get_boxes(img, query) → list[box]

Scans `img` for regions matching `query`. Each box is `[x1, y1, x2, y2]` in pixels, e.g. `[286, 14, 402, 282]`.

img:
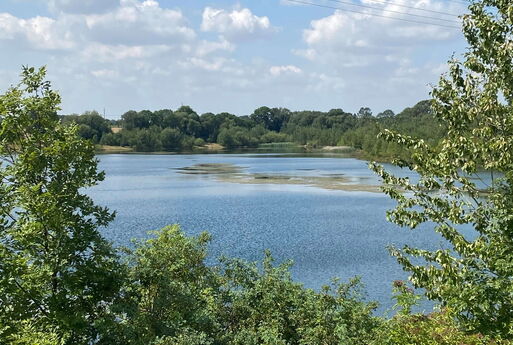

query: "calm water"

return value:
[90, 153, 445, 312]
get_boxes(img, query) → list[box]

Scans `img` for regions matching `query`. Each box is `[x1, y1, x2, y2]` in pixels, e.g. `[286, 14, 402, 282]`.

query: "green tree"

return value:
[376, 109, 395, 118]
[133, 127, 162, 152]
[112, 225, 219, 345]
[372, 0, 513, 337]
[160, 128, 183, 151]
[122, 110, 151, 130]
[250, 107, 290, 132]
[0, 67, 123, 344]
[61, 111, 112, 144]
[356, 107, 373, 118]
[99, 132, 121, 146]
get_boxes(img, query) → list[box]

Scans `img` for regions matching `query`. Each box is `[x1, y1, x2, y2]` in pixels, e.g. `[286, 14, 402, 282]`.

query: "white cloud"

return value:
[302, 11, 447, 62]
[301, 1, 462, 64]
[270, 65, 302, 76]
[290, 0, 465, 112]
[84, 1, 195, 45]
[0, 1, 195, 50]
[201, 7, 277, 42]
[185, 57, 227, 72]
[308, 73, 346, 92]
[298, 2, 463, 72]
[0, 13, 76, 50]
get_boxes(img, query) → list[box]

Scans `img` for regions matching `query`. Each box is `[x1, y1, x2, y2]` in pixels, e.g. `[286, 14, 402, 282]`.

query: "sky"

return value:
[0, 0, 468, 118]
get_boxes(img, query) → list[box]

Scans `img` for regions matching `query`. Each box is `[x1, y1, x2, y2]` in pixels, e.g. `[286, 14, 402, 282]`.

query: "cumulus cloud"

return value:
[300, 9, 457, 66]
[201, 7, 277, 42]
[298, 1, 464, 71]
[0, 13, 76, 50]
[298, 0, 463, 64]
[85, 1, 195, 45]
[290, 0, 466, 112]
[0, 1, 288, 115]
[0, 1, 195, 52]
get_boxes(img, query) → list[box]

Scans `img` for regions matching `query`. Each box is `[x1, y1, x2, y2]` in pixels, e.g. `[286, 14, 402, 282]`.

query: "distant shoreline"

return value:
[96, 144, 355, 154]
[92, 144, 387, 162]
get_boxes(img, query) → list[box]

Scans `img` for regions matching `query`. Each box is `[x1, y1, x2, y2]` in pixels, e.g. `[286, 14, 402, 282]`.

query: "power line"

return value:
[384, 0, 471, 5]
[327, 0, 462, 17]
[441, 0, 471, 5]
[286, 0, 461, 29]
[323, 0, 461, 23]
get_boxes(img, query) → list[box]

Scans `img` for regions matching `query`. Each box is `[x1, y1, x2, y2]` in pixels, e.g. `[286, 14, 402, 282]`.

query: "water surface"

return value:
[90, 153, 445, 312]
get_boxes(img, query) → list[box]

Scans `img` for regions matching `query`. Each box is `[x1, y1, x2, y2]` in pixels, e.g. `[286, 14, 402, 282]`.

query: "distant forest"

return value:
[61, 100, 445, 159]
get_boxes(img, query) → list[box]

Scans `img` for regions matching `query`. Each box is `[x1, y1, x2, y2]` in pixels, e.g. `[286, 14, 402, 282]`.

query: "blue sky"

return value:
[0, 0, 468, 118]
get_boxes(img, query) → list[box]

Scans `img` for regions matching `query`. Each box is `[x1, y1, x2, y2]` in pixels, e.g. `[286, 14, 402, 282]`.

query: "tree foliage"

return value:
[110, 226, 220, 345]
[372, 0, 513, 337]
[64, 101, 440, 157]
[0, 67, 123, 344]
[60, 110, 111, 144]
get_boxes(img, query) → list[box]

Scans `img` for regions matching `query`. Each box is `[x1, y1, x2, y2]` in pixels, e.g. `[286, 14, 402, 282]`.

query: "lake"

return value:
[90, 153, 445, 312]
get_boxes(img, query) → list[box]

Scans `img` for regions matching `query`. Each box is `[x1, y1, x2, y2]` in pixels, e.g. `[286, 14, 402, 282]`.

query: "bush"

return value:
[107, 225, 381, 345]
[193, 138, 206, 147]
[100, 132, 121, 146]
[111, 226, 220, 345]
[260, 131, 290, 143]
[371, 310, 509, 345]
[216, 252, 380, 345]
[371, 283, 510, 345]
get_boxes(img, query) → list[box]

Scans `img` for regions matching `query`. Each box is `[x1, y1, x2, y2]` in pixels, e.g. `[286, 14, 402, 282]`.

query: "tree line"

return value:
[62, 100, 445, 160]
